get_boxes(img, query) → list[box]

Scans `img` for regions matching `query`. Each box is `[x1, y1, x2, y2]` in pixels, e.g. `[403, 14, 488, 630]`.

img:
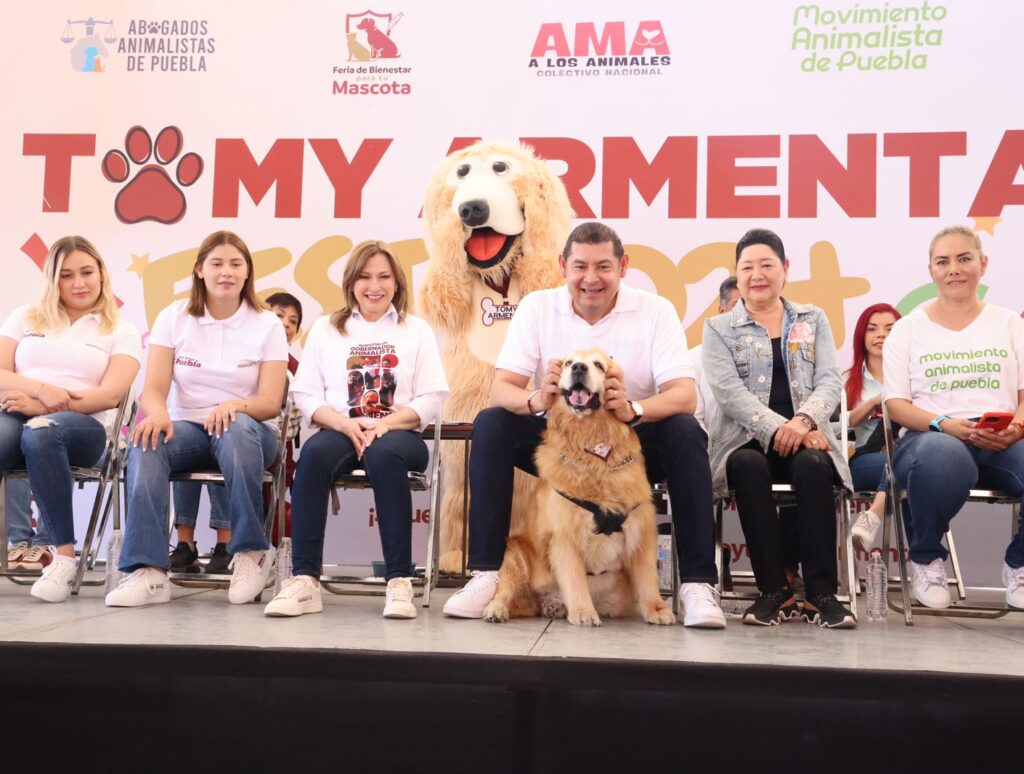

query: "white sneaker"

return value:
[228, 547, 276, 604]
[852, 509, 882, 552]
[105, 567, 171, 607]
[264, 575, 323, 617]
[1002, 563, 1024, 609]
[383, 577, 417, 619]
[30, 554, 76, 603]
[442, 570, 499, 618]
[910, 558, 950, 609]
[679, 582, 727, 628]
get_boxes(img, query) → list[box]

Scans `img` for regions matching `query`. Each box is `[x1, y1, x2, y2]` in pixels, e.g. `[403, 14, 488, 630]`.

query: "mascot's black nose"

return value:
[458, 199, 490, 227]
[571, 362, 588, 378]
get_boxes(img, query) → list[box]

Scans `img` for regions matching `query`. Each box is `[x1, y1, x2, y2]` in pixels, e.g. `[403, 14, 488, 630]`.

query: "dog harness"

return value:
[553, 490, 634, 535]
[553, 449, 642, 534]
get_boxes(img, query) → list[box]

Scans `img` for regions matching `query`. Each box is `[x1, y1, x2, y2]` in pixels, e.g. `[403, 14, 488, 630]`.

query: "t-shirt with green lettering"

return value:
[882, 304, 1024, 420]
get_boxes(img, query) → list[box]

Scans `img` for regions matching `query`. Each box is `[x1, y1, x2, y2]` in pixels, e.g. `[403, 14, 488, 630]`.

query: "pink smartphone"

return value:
[978, 412, 1014, 432]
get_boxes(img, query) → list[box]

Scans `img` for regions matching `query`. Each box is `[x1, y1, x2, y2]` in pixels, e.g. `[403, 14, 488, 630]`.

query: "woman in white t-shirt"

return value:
[885, 225, 1024, 611]
[106, 231, 288, 608]
[0, 236, 141, 602]
[264, 240, 449, 620]
[844, 302, 900, 552]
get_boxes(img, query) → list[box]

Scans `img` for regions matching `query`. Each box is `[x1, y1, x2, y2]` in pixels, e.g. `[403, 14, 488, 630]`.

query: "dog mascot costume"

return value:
[419, 140, 573, 573]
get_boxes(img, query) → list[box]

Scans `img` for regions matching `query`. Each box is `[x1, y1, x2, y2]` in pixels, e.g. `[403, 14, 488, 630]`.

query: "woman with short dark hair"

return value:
[703, 229, 855, 628]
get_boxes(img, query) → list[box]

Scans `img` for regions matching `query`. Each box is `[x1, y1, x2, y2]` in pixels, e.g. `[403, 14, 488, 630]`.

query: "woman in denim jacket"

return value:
[703, 229, 854, 629]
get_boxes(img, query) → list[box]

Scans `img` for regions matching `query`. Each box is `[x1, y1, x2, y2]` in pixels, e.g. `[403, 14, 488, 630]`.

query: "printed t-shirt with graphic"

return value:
[0, 305, 142, 432]
[291, 307, 449, 431]
[148, 299, 289, 427]
[496, 284, 695, 400]
[883, 304, 1024, 420]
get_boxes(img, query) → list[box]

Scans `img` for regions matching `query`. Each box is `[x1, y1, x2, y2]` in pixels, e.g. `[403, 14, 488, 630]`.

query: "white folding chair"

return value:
[880, 402, 1023, 624]
[0, 394, 136, 593]
[162, 404, 293, 595]
[715, 390, 858, 619]
[301, 418, 443, 607]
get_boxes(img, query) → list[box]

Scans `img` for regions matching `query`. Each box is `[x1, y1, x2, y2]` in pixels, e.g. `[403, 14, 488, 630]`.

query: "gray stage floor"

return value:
[3, 578, 1024, 678]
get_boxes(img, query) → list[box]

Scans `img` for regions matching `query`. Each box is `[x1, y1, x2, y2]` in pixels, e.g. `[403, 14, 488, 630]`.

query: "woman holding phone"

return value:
[884, 225, 1024, 610]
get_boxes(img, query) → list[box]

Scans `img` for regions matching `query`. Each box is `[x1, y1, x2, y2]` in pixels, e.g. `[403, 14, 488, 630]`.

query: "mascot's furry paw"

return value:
[439, 550, 464, 575]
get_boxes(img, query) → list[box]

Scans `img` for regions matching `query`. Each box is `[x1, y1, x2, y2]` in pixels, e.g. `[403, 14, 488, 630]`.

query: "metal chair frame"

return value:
[162, 404, 293, 594]
[880, 401, 1023, 624]
[306, 417, 444, 607]
[0, 394, 136, 593]
[714, 389, 859, 620]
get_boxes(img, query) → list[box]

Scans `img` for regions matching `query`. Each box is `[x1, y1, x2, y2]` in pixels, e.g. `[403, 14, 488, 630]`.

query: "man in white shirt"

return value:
[692, 276, 739, 431]
[443, 222, 726, 627]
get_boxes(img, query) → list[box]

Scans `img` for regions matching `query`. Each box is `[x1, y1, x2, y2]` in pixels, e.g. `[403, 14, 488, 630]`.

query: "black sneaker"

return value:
[786, 567, 806, 601]
[742, 589, 800, 626]
[801, 594, 857, 629]
[169, 541, 201, 573]
[205, 543, 233, 575]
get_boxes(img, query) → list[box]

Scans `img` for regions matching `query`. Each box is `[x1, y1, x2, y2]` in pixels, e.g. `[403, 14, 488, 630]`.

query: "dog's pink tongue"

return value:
[465, 228, 507, 261]
[569, 388, 591, 407]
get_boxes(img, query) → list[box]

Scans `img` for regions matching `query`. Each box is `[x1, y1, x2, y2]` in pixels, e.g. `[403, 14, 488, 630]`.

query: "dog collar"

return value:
[560, 451, 636, 472]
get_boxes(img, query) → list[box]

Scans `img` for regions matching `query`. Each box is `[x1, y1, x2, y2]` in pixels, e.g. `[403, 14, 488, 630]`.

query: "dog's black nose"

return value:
[458, 199, 489, 227]
[570, 361, 588, 378]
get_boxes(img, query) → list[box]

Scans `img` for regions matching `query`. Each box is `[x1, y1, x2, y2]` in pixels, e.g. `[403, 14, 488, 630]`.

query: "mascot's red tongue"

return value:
[569, 387, 592, 407]
[465, 227, 508, 262]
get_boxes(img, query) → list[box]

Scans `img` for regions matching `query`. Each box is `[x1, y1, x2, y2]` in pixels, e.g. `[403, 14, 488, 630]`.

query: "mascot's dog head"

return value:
[557, 349, 611, 417]
[423, 141, 573, 287]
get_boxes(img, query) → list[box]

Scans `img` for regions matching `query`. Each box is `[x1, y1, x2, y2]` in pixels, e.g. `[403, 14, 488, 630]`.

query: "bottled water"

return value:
[105, 529, 123, 594]
[865, 553, 888, 622]
[275, 537, 292, 594]
[656, 534, 673, 592]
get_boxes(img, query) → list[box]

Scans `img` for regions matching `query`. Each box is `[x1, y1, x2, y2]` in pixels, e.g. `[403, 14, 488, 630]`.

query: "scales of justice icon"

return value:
[60, 17, 119, 72]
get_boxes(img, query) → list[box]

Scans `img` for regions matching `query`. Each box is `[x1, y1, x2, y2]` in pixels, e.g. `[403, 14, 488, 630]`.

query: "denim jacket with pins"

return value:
[702, 297, 852, 500]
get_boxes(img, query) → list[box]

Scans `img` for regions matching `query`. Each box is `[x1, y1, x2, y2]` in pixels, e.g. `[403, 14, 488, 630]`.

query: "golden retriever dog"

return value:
[483, 350, 675, 627]
[419, 141, 572, 573]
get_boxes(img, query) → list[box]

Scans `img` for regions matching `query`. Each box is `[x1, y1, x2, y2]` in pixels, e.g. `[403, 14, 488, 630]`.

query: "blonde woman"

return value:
[265, 241, 448, 620]
[107, 231, 288, 608]
[0, 236, 141, 602]
[885, 225, 1024, 609]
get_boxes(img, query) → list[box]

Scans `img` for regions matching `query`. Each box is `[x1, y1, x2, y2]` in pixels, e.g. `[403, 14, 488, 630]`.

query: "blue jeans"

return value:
[119, 415, 277, 572]
[291, 428, 428, 581]
[892, 431, 1024, 567]
[5, 477, 52, 546]
[172, 482, 230, 530]
[850, 448, 887, 492]
[0, 411, 106, 548]
[467, 408, 718, 583]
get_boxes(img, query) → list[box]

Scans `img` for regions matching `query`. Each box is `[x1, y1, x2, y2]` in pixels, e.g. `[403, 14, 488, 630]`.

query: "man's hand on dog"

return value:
[604, 364, 635, 424]
[533, 358, 563, 413]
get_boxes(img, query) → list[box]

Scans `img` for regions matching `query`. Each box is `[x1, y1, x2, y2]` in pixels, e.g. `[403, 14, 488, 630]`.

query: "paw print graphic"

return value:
[101, 126, 203, 225]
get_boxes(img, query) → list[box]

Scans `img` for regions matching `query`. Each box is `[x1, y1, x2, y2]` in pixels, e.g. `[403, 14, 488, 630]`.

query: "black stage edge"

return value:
[1, 640, 1015, 773]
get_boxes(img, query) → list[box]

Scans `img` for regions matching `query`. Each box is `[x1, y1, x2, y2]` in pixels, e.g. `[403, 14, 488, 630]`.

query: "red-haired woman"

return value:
[845, 303, 900, 551]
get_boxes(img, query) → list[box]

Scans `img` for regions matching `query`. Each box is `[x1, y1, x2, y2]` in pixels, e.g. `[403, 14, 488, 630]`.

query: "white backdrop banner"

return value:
[2, 1, 1021, 580]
